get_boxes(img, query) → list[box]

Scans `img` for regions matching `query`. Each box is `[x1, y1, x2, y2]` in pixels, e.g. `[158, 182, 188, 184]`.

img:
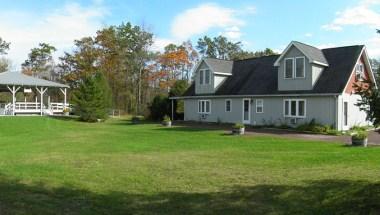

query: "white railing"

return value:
[49, 102, 69, 112]
[14, 102, 42, 111]
[1, 102, 70, 115]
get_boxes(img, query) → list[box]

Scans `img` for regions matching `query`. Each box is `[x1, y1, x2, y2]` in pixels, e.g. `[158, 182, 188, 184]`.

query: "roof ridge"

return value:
[321, 45, 364, 50]
[234, 54, 280, 62]
[292, 41, 321, 50]
[204, 57, 233, 62]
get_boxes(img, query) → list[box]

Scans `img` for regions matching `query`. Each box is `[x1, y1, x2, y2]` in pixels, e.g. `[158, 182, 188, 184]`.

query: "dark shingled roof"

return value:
[183, 45, 363, 97]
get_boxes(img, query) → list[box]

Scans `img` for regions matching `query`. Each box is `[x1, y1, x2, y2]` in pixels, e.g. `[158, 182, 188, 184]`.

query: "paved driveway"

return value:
[174, 121, 380, 145]
[245, 128, 380, 145]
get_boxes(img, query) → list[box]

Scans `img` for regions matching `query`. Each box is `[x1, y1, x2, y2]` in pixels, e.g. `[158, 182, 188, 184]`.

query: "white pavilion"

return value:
[0, 72, 69, 116]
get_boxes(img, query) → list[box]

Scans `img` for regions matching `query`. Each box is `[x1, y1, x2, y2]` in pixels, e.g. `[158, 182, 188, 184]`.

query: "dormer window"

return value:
[355, 62, 364, 81]
[285, 58, 294, 79]
[199, 69, 211, 85]
[284, 57, 305, 79]
[295, 57, 305, 78]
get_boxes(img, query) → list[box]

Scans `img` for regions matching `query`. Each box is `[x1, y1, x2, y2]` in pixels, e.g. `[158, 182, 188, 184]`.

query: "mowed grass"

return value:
[0, 117, 379, 214]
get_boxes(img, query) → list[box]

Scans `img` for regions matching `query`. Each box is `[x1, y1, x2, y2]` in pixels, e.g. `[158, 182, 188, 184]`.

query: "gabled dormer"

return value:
[194, 58, 233, 94]
[274, 41, 329, 91]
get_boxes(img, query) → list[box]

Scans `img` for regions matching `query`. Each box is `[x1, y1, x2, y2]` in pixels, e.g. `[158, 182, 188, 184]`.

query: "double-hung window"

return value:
[295, 57, 305, 78]
[355, 62, 365, 81]
[284, 57, 305, 79]
[199, 69, 211, 85]
[225, 99, 231, 112]
[284, 99, 306, 118]
[256, 99, 263, 113]
[198, 100, 211, 114]
[285, 58, 294, 79]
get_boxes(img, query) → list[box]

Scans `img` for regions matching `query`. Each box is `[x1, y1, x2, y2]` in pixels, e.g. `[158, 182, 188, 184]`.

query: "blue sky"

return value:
[1, 0, 380, 68]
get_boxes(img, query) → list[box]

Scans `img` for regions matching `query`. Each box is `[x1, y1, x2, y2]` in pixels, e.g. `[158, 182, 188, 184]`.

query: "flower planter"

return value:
[162, 121, 172, 127]
[352, 137, 368, 147]
[232, 127, 245, 135]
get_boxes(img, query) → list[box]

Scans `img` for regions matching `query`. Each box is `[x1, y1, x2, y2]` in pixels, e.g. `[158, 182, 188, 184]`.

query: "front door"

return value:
[242, 98, 251, 124]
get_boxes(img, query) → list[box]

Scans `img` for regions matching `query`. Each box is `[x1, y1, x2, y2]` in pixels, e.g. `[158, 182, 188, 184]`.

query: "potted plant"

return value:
[351, 131, 368, 147]
[162, 115, 172, 127]
[232, 123, 245, 135]
[63, 108, 70, 116]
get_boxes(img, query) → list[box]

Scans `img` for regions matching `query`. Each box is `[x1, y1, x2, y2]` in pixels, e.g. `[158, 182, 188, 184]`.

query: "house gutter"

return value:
[170, 93, 340, 100]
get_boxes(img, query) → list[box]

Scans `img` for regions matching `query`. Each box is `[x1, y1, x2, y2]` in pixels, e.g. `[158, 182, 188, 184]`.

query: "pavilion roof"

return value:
[0, 72, 69, 88]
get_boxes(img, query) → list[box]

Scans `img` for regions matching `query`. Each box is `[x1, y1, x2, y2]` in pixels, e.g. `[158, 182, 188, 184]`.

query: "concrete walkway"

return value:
[174, 121, 380, 145]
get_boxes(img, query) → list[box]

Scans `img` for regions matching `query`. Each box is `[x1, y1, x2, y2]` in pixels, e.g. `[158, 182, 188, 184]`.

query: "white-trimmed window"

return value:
[284, 57, 305, 79]
[205, 69, 210, 84]
[285, 58, 294, 79]
[225, 99, 231, 112]
[199, 69, 211, 85]
[256, 99, 263, 113]
[198, 100, 211, 114]
[284, 99, 306, 118]
[355, 62, 365, 81]
[295, 57, 305, 78]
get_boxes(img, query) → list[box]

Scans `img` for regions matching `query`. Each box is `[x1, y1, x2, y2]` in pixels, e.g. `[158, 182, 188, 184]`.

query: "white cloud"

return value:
[366, 36, 380, 57]
[322, 0, 380, 31]
[304, 33, 313, 37]
[171, 3, 244, 40]
[151, 37, 175, 52]
[222, 26, 242, 40]
[0, 2, 107, 69]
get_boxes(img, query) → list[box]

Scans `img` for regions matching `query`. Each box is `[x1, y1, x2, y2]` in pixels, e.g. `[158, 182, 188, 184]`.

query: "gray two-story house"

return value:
[174, 41, 376, 131]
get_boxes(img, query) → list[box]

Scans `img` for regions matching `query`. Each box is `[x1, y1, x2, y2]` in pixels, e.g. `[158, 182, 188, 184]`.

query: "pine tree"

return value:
[72, 71, 111, 122]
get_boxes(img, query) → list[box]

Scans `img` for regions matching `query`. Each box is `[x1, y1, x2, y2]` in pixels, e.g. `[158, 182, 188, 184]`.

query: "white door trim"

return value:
[343, 100, 349, 130]
[242, 98, 251, 124]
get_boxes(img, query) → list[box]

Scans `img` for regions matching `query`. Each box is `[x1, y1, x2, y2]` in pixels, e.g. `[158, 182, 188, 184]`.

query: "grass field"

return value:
[0, 117, 379, 214]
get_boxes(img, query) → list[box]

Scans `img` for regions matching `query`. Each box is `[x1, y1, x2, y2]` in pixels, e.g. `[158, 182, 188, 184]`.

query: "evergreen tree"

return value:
[72, 71, 111, 122]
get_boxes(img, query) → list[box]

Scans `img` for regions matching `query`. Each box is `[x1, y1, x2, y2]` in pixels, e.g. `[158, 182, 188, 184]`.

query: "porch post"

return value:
[171, 99, 174, 121]
[7, 85, 20, 116]
[36, 87, 47, 116]
[60, 88, 67, 108]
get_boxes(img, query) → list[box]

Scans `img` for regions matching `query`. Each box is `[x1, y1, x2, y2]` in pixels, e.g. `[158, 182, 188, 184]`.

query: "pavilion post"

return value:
[60, 88, 67, 109]
[36, 87, 47, 116]
[171, 99, 174, 121]
[7, 85, 20, 116]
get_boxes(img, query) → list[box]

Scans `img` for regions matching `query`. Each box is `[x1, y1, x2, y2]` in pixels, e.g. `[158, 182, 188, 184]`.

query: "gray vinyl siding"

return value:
[278, 46, 313, 91]
[251, 96, 336, 127]
[184, 98, 243, 123]
[184, 96, 337, 127]
[311, 65, 324, 87]
[195, 62, 214, 94]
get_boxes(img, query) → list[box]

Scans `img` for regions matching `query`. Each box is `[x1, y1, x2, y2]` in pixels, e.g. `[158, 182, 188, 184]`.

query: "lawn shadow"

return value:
[0, 174, 379, 214]
[48, 115, 80, 122]
[155, 125, 221, 132]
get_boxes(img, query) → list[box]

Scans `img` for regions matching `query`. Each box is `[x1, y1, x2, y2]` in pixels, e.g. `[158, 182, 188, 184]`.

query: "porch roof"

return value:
[0, 72, 69, 88]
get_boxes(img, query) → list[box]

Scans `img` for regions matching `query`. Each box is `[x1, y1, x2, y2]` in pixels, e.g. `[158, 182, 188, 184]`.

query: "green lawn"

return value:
[0, 117, 379, 214]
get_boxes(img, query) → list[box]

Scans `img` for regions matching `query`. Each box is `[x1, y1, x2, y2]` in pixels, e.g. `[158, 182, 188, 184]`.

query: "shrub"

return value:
[72, 72, 111, 122]
[233, 123, 245, 129]
[352, 131, 368, 140]
[149, 94, 170, 120]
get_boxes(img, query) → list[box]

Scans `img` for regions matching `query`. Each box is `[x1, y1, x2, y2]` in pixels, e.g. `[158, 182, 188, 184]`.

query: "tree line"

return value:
[0, 22, 277, 120]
